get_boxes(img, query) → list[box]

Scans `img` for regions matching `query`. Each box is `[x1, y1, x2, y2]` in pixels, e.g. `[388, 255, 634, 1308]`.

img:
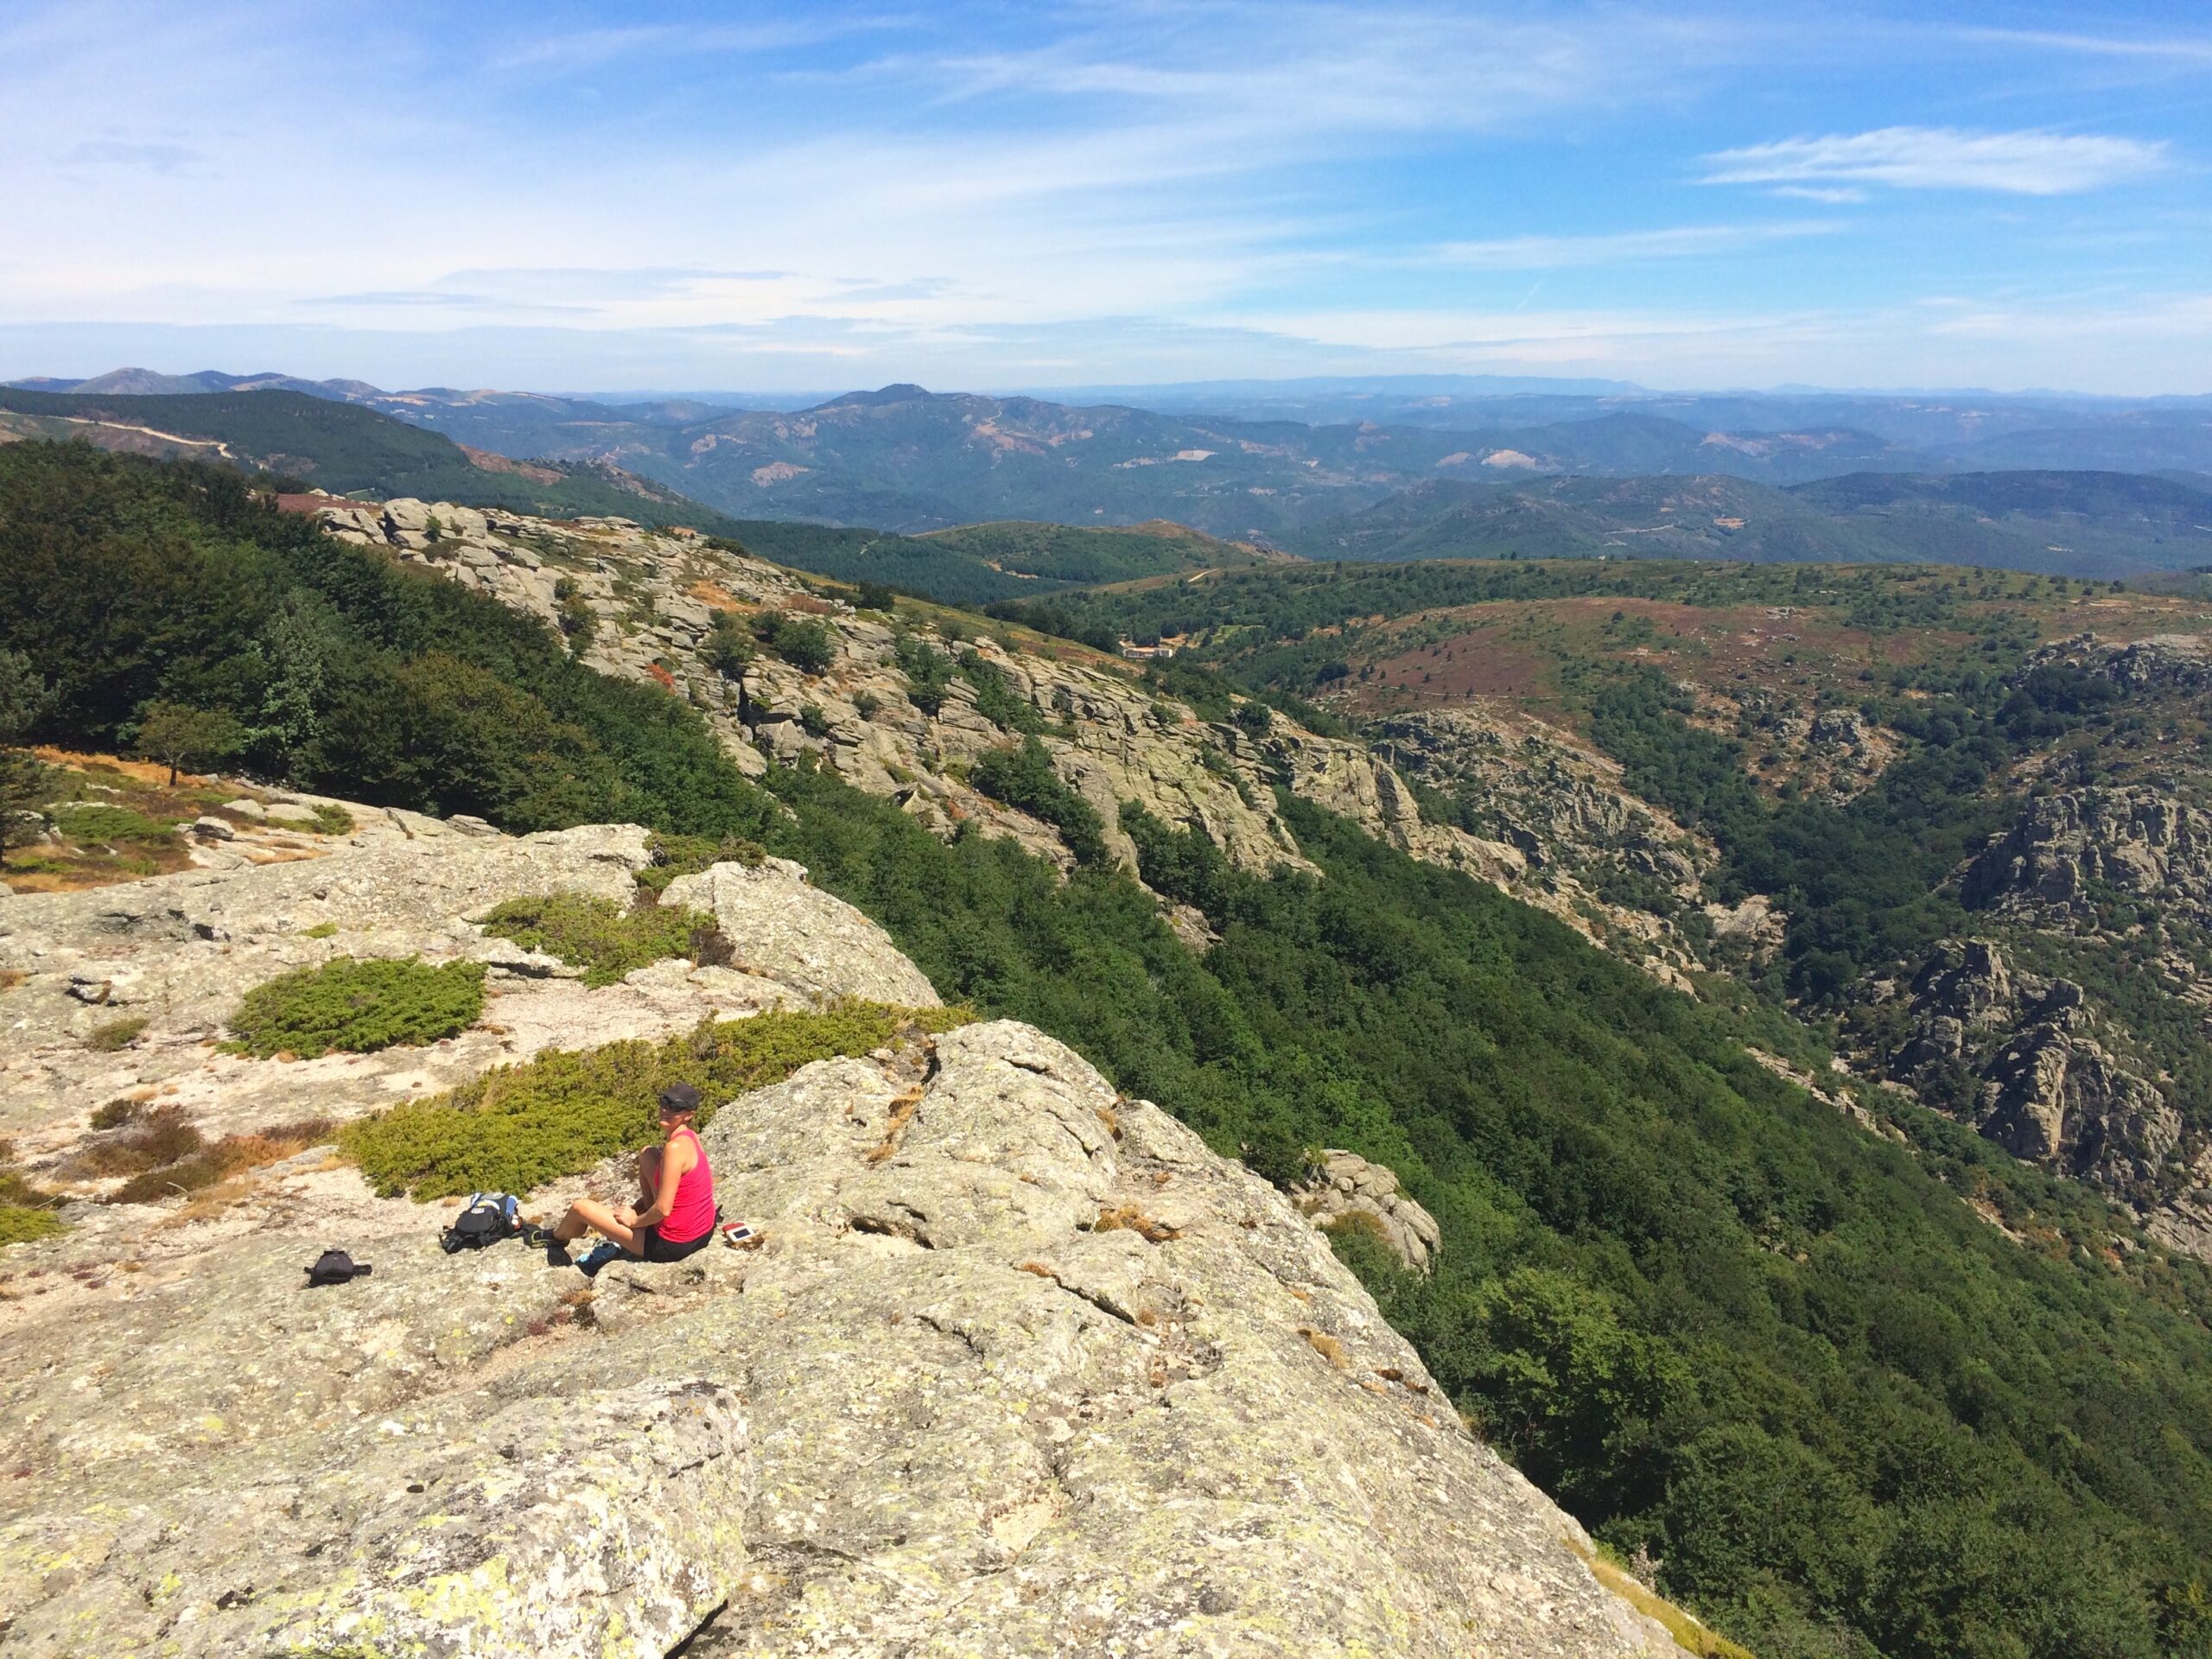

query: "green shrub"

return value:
[0, 1205, 63, 1246]
[307, 803, 354, 836]
[342, 1002, 971, 1198]
[480, 892, 724, 988]
[957, 651, 1045, 734]
[771, 617, 837, 674]
[85, 1014, 148, 1052]
[972, 735, 1109, 864]
[0, 1147, 63, 1245]
[226, 957, 486, 1058]
[702, 612, 755, 677]
[53, 803, 176, 846]
[633, 830, 767, 894]
[895, 633, 954, 715]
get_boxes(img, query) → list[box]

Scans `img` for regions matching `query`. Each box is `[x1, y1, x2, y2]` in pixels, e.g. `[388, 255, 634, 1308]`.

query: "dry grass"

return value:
[1298, 1325, 1351, 1371]
[1015, 1261, 1058, 1280]
[93, 1111, 338, 1206]
[864, 1085, 927, 1165]
[1095, 1205, 1180, 1243]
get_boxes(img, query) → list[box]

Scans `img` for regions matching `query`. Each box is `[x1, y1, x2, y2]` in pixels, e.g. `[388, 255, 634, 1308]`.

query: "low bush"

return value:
[479, 892, 725, 988]
[342, 1001, 971, 1199]
[226, 957, 486, 1058]
[53, 803, 176, 846]
[633, 830, 768, 894]
[103, 1115, 336, 1205]
[0, 1141, 65, 1244]
[957, 652, 1045, 734]
[66, 1103, 204, 1178]
[84, 1014, 148, 1052]
[972, 735, 1109, 865]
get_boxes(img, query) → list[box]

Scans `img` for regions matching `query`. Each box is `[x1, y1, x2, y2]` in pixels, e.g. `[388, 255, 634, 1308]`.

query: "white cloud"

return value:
[1701, 127, 2168, 195]
[1767, 185, 1865, 204]
[1428, 221, 1840, 270]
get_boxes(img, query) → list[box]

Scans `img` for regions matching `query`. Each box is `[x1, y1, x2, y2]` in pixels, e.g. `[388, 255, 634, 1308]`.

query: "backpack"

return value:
[307, 1249, 372, 1287]
[441, 1192, 521, 1254]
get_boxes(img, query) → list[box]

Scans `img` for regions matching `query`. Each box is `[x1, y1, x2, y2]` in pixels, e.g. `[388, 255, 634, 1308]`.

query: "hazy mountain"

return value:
[11, 369, 2209, 547]
[1283, 469, 2212, 577]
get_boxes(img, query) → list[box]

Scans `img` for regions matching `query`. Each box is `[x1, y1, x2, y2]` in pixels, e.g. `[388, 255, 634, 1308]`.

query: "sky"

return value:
[1, 1, 2207, 396]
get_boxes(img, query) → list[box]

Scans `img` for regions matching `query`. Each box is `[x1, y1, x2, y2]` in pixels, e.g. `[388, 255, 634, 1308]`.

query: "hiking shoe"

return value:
[542, 1239, 573, 1267]
[518, 1222, 552, 1249]
[578, 1242, 624, 1278]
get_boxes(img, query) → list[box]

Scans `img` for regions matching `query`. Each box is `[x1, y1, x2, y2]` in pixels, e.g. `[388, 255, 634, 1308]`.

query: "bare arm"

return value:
[633, 1135, 696, 1229]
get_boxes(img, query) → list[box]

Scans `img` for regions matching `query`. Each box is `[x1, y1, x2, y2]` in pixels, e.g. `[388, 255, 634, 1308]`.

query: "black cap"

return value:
[658, 1082, 702, 1115]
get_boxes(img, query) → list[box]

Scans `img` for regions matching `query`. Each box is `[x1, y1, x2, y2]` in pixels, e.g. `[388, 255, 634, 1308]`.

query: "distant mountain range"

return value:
[10, 369, 2212, 582]
[1282, 470, 2212, 578]
[13, 372, 2212, 542]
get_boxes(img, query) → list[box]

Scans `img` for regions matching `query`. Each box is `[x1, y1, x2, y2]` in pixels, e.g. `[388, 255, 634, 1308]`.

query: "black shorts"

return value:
[637, 1224, 714, 1263]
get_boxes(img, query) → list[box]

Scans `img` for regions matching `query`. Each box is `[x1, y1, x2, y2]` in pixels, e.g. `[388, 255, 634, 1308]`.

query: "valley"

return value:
[12, 432, 2212, 1659]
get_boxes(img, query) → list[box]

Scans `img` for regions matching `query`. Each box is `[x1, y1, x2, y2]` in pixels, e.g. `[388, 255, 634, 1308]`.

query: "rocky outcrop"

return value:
[0, 811, 930, 1166]
[313, 503, 1668, 966]
[1965, 788, 2212, 926]
[2024, 631, 2212, 698]
[0, 989, 1679, 1656]
[1292, 1149, 1444, 1273]
[1370, 708, 1713, 979]
[1890, 940, 2180, 1192]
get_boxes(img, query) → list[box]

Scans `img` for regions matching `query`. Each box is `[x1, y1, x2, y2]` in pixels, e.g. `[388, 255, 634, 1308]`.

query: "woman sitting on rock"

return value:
[540, 1082, 717, 1265]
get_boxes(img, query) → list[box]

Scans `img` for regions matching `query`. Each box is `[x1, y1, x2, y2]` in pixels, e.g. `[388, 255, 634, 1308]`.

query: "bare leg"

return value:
[551, 1197, 642, 1254]
[637, 1146, 663, 1211]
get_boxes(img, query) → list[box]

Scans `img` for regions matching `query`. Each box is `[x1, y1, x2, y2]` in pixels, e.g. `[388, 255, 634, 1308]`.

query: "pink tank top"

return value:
[658, 1126, 715, 1243]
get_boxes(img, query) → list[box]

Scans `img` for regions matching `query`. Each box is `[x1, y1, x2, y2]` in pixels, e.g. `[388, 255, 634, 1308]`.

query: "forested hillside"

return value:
[0, 386, 742, 531]
[11, 443, 2212, 1657]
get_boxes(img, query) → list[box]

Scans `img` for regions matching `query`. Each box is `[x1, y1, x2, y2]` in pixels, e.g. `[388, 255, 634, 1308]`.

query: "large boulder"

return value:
[1292, 1148, 1444, 1274]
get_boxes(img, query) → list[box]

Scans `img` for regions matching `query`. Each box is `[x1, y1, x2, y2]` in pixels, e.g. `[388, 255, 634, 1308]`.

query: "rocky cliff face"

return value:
[1965, 788, 2212, 925]
[1888, 939, 2184, 1196]
[0, 814, 1682, 1659]
[1369, 709, 1715, 977]
[315, 501, 1713, 962]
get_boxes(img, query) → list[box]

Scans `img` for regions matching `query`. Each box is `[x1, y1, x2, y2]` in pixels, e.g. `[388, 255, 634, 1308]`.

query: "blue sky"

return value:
[1, 1, 2206, 394]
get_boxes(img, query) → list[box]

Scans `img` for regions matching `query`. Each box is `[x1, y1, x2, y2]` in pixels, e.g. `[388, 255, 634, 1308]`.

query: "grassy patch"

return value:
[0, 1205, 64, 1245]
[0, 1143, 65, 1245]
[226, 957, 486, 1058]
[301, 921, 340, 939]
[479, 892, 728, 988]
[50, 802, 178, 846]
[84, 1014, 147, 1052]
[1571, 1541, 1756, 1659]
[307, 803, 354, 836]
[342, 1002, 970, 1199]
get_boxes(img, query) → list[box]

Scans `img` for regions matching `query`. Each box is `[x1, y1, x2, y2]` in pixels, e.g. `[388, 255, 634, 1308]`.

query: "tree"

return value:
[0, 650, 48, 861]
[137, 702, 245, 785]
[702, 613, 756, 678]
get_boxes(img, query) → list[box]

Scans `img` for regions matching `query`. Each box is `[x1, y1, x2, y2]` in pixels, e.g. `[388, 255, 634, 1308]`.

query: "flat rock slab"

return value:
[0, 1020, 1671, 1658]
